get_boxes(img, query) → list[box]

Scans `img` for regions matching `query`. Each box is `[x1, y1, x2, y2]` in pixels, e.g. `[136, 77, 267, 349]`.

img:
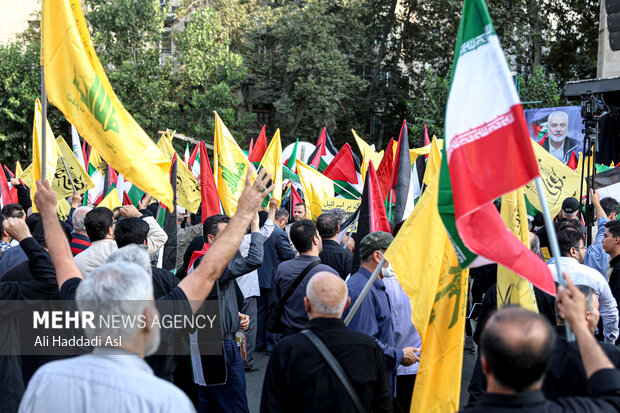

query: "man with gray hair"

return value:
[541, 110, 579, 163]
[19, 262, 196, 412]
[70, 206, 92, 256]
[261, 272, 392, 412]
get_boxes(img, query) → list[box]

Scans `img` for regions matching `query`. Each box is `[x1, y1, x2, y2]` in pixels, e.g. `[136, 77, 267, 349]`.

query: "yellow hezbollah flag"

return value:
[32, 98, 60, 183]
[260, 129, 283, 205]
[156, 137, 201, 213]
[422, 136, 442, 186]
[524, 139, 582, 217]
[98, 188, 122, 210]
[384, 176, 468, 412]
[497, 188, 538, 312]
[56, 198, 72, 221]
[296, 161, 334, 221]
[213, 112, 254, 216]
[42, 0, 173, 208]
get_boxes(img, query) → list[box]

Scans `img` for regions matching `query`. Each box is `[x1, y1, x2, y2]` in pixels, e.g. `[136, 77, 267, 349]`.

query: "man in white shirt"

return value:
[18, 262, 195, 413]
[548, 229, 619, 344]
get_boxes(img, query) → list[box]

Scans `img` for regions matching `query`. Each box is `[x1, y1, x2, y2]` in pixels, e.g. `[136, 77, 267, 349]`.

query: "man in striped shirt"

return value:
[70, 206, 92, 256]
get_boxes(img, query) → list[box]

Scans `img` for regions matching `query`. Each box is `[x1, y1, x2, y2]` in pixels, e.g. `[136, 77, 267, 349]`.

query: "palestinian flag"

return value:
[199, 141, 224, 222]
[392, 120, 414, 223]
[351, 161, 391, 273]
[593, 167, 620, 201]
[0, 163, 15, 208]
[307, 127, 338, 172]
[189, 143, 200, 179]
[249, 125, 268, 164]
[438, 0, 554, 295]
[3, 165, 18, 204]
[285, 138, 299, 172]
[323, 143, 363, 199]
[377, 138, 395, 202]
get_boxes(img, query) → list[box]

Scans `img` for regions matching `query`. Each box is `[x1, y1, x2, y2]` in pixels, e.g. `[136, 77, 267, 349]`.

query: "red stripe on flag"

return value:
[200, 142, 223, 222]
[367, 162, 391, 233]
[448, 105, 539, 218]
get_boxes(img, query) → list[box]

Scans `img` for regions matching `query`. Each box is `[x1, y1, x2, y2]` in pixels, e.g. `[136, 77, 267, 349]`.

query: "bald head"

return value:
[304, 272, 350, 319]
[481, 307, 556, 392]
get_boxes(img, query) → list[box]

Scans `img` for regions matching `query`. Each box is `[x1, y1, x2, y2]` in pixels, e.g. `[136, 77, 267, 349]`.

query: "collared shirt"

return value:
[319, 239, 353, 280]
[549, 143, 564, 161]
[583, 217, 610, 276]
[343, 267, 404, 389]
[0, 241, 11, 253]
[18, 347, 196, 413]
[260, 318, 392, 413]
[548, 257, 619, 343]
[0, 245, 27, 279]
[275, 255, 338, 329]
[70, 232, 91, 256]
[237, 219, 273, 298]
[74, 238, 119, 277]
[462, 368, 620, 413]
[382, 276, 421, 376]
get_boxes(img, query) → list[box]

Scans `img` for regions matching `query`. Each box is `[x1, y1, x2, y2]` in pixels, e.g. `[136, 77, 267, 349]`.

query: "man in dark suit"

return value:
[317, 212, 352, 280]
[256, 208, 296, 352]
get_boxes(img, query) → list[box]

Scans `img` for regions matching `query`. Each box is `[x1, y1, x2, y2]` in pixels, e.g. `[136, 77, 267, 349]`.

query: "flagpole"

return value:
[534, 177, 574, 342]
[342, 213, 359, 250]
[41, 66, 47, 180]
[344, 257, 385, 326]
[59, 155, 77, 193]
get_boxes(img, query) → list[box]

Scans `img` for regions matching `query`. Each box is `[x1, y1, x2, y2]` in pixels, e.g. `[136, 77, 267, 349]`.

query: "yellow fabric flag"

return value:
[410, 137, 444, 159]
[156, 137, 201, 213]
[54, 136, 95, 197]
[42, 0, 173, 208]
[296, 161, 335, 220]
[352, 129, 383, 172]
[612, 161, 616, 168]
[422, 136, 442, 185]
[260, 129, 283, 205]
[56, 198, 72, 221]
[15, 162, 23, 178]
[524, 139, 582, 217]
[384, 176, 468, 412]
[98, 188, 122, 210]
[32, 98, 60, 183]
[213, 112, 254, 216]
[496, 188, 538, 312]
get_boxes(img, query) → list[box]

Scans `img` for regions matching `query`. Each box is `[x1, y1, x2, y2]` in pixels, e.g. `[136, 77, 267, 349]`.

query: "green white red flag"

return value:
[437, 0, 555, 295]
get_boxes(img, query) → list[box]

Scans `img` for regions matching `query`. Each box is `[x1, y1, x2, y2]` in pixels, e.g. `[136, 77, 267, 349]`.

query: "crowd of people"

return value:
[1, 170, 620, 413]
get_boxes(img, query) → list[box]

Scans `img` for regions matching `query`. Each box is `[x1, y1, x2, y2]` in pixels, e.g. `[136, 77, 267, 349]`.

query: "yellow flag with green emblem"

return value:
[497, 188, 538, 312]
[260, 129, 283, 205]
[213, 112, 254, 216]
[41, 0, 173, 207]
[296, 161, 334, 221]
[384, 175, 468, 412]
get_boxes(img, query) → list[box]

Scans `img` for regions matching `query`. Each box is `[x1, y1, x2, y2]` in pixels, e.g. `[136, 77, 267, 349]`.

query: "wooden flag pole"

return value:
[534, 177, 574, 342]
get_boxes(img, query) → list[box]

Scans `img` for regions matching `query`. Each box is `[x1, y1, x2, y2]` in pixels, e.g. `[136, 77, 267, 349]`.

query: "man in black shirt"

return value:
[463, 274, 620, 412]
[317, 213, 352, 280]
[261, 271, 392, 412]
[603, 220, 620, 312]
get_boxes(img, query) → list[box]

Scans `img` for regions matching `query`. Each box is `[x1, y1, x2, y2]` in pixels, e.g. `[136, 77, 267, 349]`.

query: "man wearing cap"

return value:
[535, 196, 581, 249]
[342, 231, 419, 392]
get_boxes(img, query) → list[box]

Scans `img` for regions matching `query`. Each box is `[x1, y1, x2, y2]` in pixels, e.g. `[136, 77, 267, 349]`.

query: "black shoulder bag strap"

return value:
[279, 260, 321, 305]
[301, 329, 366, 413]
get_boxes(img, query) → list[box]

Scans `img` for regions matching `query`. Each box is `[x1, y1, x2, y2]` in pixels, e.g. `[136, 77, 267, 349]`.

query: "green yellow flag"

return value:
[422, 136, 442, 186]
[260, 129, 283, 205]
[42, 0, 173, 207]
[213, 112, 254, 216]
[523, 139, 582, 217]
[156, 137, 201, 213]
[384, 175, 468, 412]
[296, 161, 334, 220]
[497, 188, 538, 311]
[98, 187, 122, 210]
[32, 98, 60, 183]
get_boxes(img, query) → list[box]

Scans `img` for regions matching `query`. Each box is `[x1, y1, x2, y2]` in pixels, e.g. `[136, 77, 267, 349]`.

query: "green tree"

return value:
[518, 66, 561, 108]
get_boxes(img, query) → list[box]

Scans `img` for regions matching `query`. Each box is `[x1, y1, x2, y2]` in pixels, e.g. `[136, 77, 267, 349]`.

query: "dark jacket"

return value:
[462, 368, 620, 413]
[319, 239, 353, 280]
[260, 318, 392, 413]
[258, 226, 295, 289]
[609, 255, 620, 313]
[542, 136, 580, 164]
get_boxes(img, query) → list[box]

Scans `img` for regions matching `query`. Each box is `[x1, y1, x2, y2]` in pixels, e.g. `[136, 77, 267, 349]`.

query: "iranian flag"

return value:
[438, 0, 555, 295]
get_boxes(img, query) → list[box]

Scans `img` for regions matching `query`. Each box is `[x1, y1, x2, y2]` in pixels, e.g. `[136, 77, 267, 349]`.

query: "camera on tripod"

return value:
[581, 94, 606, 134]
